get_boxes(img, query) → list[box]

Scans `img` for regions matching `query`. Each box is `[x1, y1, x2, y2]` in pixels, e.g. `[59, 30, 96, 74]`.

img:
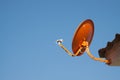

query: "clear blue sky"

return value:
[0, 0, 120, 80]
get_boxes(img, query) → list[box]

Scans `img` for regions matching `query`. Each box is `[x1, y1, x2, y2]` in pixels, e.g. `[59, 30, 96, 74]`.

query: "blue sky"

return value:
[0, 0, 120, 80]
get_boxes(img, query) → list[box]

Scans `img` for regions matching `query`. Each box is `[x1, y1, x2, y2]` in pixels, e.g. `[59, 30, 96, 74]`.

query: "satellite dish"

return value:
[72, 19, 94, 56]
[56, 19, 110, 64]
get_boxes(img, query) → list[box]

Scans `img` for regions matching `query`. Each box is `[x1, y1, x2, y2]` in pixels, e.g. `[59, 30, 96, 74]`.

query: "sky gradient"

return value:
[0, 0, 120, 80]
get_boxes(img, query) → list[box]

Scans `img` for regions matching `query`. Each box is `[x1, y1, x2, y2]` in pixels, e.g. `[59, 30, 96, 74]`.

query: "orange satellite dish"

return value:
[72, 19, 94, 56]
[56, 19, 110, 64]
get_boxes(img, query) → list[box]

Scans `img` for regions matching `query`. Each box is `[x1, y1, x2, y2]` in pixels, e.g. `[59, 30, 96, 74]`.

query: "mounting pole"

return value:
[82, 41, 110, 64]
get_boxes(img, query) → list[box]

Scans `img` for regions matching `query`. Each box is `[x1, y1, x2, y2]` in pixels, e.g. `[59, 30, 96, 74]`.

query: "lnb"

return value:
[56, 39, 63, 44]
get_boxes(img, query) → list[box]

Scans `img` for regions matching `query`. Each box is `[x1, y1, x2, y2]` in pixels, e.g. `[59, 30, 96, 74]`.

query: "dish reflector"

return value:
[72, 19, 94, 56]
